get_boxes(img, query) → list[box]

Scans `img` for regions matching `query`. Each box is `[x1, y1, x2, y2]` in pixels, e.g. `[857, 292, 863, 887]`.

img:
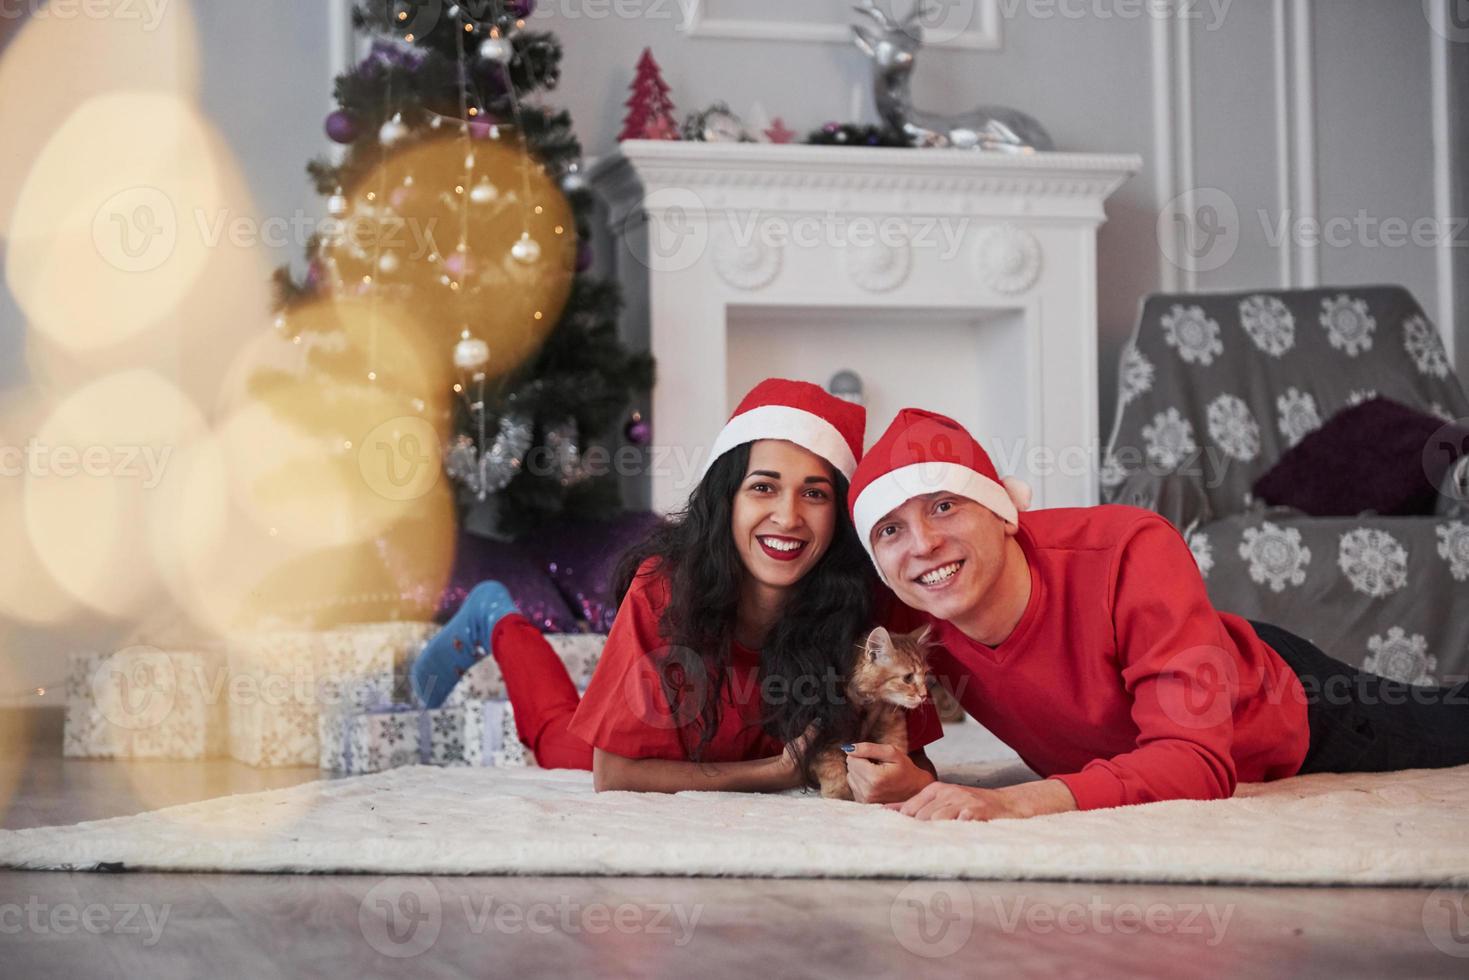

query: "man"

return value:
[842, 408, 1469, 821]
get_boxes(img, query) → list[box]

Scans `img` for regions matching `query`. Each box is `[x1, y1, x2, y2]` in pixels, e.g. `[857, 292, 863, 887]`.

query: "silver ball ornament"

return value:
[379, 112, 409, 146]
[510, 234, 541, 264]
[453, 337, 491, 371]
[479, 37, 513, 64]
[469, 180, 498, 205]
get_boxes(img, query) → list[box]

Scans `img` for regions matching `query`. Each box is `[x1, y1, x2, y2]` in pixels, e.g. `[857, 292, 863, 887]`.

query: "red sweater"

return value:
[570, 560, 942, 762]
[916, 505, 1310, 811]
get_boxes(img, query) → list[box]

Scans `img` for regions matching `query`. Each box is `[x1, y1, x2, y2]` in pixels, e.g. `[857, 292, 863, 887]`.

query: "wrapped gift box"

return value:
[441, 633, 605, 708]
[229, 622, 438, 767]
[318, 700, 531, 774]
[63, 648, 228, 759]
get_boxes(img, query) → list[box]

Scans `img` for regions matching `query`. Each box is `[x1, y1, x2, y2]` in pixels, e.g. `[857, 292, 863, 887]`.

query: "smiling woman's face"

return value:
[729, 439, 838, 592]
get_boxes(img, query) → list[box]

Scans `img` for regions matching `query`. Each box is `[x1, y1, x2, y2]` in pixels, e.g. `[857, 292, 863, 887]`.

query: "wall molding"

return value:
[682, 0, 1002, 51]
[1428, 0, 1457, 364]
[1150, 3, 1195, 292]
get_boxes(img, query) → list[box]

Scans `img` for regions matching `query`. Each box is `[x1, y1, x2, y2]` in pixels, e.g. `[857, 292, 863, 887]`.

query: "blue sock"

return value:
[411, 581, 519, 708]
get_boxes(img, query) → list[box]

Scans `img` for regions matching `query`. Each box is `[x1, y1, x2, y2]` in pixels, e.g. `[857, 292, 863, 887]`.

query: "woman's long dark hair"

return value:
[612, 442, 874, 782]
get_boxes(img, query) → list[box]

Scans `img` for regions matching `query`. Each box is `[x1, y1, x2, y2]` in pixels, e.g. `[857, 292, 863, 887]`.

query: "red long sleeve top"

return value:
[917, 505, 1311, 810]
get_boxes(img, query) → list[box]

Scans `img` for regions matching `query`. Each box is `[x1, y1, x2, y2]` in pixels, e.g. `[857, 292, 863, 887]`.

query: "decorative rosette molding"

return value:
[973, 223, 1042, 294]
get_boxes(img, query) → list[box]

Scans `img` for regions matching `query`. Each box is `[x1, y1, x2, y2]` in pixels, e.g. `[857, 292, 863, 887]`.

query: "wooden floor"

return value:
[1, 708, 1464, 978]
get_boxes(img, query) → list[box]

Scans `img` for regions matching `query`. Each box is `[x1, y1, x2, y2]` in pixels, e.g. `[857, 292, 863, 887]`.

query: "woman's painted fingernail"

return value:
[841, 743, 855, 753]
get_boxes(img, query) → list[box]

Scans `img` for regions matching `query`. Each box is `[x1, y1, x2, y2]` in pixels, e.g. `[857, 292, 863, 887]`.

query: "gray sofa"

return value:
[1102, 285, 1469, 684]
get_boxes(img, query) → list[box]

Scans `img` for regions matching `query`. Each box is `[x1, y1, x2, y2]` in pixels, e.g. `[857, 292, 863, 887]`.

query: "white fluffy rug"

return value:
[3, 754, 1468, 885]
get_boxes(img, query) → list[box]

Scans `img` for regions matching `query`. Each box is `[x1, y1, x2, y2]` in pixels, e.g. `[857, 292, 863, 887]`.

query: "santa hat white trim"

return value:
[701, 404, 859, 480]
[852, 462, 1020, 581]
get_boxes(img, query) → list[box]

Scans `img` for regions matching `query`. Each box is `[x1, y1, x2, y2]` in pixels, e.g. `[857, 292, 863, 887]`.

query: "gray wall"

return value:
[0, 0, 1461, 700]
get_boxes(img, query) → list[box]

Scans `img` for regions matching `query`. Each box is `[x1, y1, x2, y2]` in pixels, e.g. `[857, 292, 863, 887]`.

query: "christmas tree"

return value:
[269, 1, 654, 542]
[618, 48, 678, 141]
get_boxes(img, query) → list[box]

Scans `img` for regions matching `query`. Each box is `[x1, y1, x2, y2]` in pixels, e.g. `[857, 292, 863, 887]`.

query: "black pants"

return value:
[1250, 620, 1469, 774]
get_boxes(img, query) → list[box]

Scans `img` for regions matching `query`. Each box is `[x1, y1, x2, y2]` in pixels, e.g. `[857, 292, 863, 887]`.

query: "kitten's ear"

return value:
[864, 626, 893, 662]
[908, 624, 933, 648]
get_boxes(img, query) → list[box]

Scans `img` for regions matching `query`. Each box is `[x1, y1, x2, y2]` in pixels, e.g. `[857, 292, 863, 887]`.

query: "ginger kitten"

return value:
[813, 625, 931, 800]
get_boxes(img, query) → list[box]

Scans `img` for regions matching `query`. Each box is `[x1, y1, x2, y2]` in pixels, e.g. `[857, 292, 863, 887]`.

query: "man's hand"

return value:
[886, 778, 1079, 821]
[846, 742, 935, 804]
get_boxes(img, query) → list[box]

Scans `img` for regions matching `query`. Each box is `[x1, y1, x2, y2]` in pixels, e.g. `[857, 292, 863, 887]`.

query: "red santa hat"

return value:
[701, 378, 865, 481]
[849, 408, 1032, 576]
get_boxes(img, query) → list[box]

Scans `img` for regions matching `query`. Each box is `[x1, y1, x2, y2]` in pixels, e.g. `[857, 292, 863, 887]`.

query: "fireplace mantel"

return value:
[591, 140, 1141, 514]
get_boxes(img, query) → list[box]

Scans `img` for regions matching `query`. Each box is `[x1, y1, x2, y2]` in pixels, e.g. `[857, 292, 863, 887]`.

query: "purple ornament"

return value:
[506, 0, 536, 17]
[468, 119, 494, 140]
[624, 414, 650, 446]
[575, 240, 593, 273]
[325, 110, 359, 144]
[444, 252, 474, 277]
[822, 121, 841, 134]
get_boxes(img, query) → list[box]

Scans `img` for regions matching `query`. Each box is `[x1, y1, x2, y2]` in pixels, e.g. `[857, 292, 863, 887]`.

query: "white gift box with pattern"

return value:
[443, 632, 605, 706]
[318, 700, 531, 774]
[63, 648, 228, 760]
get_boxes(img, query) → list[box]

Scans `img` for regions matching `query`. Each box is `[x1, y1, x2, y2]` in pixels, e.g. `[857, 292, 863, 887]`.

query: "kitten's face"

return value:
[851, 625, 930, 710]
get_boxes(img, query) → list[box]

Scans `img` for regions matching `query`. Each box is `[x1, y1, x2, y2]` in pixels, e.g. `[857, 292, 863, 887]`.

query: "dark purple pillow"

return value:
[532, 511, 666, 633]
[1253, 397, 1468, 517]
[435, 528, 579, 632]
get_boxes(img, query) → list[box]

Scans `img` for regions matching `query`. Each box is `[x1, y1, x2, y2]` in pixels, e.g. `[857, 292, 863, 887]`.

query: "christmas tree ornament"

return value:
[327, 189, 349, 217]
[378, 251, 401, 274]
[469, 179, 498, 204]
[509, 233, 541, 264]
[325, 110, 359, 144]
[560, 162, 585, 194]
[544, 419, 593, 486]
[379, 112, 409, 146]
[453, 336, 490, 371]
[479, 36, 514, 64]
[624, 411, 650, 446]
[507, 0, 536, 17]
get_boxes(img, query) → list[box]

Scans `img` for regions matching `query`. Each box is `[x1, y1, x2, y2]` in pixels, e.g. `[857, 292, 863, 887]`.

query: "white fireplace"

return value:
[590, 140, 1140, 515]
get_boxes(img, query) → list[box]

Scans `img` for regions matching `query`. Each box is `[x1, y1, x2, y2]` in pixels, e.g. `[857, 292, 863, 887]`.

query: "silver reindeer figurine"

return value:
[851, 1, 1053, 153]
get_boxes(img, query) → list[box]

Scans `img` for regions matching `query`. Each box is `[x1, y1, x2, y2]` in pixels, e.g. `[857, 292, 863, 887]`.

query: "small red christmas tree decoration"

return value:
[619, 48, 678, 141]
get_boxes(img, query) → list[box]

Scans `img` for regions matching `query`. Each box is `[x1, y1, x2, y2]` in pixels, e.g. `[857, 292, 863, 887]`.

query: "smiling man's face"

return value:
[869, 492, 1016, 622]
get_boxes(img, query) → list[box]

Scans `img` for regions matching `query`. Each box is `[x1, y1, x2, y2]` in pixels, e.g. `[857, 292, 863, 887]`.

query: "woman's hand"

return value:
[845, 742, 935, 804]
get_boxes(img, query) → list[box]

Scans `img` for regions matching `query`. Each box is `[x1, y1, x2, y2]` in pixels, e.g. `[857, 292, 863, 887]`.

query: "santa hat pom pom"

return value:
[1001, 475, 1032, 513]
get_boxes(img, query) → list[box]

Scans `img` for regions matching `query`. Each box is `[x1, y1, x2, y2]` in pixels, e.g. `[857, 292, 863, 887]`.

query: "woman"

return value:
[411, 378, 942, 794]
